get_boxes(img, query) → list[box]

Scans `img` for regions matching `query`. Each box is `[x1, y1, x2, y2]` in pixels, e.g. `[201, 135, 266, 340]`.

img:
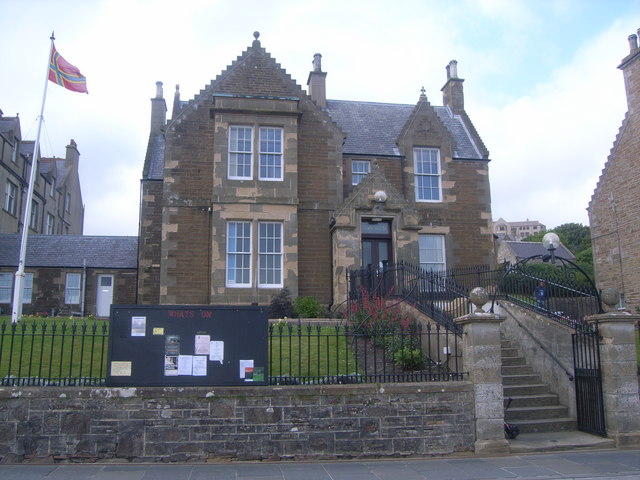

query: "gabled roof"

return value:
[325, 100, 484, 159]
[501, 241, 574, 260]
[0, 234, 138, 269]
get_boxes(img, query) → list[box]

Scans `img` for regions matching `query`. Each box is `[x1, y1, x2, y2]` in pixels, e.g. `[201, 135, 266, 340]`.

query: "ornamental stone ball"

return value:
[469, 287, 489, 313]
[601, 287, 620, 312]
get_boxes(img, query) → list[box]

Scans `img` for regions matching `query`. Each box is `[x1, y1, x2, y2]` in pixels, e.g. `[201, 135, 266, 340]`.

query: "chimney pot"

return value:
[448, 60, 458, 79]
[313, 53, 322, 72]
[155, 81, 163, 99]
[628, 34, 638, 52]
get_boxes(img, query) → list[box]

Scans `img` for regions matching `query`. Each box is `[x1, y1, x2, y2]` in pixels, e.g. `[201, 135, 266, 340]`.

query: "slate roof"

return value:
[502, 241, 574, 260]
[0, 116, 18, 136]
[143, 133, 165, 180]
[325, 100, 484, 159]
[0, 234, 138, 269]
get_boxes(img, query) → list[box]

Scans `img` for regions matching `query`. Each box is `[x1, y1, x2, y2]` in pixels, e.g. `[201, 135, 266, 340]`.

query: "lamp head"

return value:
[542, 232, 560, 251]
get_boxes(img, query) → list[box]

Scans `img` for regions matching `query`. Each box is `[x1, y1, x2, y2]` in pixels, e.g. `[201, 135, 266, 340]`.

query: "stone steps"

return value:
[502, 338, 577, 434]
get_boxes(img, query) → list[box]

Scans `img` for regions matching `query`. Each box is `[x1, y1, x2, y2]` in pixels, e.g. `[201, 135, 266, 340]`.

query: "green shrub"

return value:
[293, 296, 323, 318]
[395, 346, 425, 371]
[269, 288, 294, 319]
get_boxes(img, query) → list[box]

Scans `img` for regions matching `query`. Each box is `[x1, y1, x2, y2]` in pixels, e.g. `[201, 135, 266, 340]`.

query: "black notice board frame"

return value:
[106, 305, 268, 387]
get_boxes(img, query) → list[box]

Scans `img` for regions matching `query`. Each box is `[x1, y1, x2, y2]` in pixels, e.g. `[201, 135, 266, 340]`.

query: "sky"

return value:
[1, 0, 639, 236]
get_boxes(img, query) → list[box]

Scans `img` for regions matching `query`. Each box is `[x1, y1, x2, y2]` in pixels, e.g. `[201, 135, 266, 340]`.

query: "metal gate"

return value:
[572, 322, 606, 436]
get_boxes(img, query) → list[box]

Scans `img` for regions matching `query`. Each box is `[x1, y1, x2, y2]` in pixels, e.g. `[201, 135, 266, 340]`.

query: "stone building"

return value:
[0, 234, 137, 316]
[0, 110, 84, 236]
[138, 33, 494, 309]
[588, 29, 640, 312]
[493, 217, 546, 241]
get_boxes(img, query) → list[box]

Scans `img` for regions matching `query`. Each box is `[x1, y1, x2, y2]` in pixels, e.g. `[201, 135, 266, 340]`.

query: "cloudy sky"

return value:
[1, 0, 638, 236]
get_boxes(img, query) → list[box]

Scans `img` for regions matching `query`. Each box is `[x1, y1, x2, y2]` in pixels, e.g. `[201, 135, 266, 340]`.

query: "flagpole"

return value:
[11, 32, 55, 324]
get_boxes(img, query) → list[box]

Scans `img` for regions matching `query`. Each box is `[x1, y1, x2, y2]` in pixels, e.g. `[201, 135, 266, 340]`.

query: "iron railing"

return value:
[0, 318, 109, 386]
[347, 260, 602, 333]
[491, 257, 602, 330]
[268, 322, 463, 384]
[347, 262, 502, 335]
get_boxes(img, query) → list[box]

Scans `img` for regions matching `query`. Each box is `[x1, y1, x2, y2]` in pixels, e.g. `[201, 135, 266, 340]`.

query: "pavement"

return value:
[0, 432, 638, 480]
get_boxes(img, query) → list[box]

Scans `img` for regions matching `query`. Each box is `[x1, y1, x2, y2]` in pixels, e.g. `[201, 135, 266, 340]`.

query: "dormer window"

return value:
[352, 160, 370, 185]
[414, 147, 441, 202]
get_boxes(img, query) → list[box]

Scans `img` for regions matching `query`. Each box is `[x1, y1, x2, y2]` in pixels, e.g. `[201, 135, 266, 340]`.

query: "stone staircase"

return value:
[501, 338, 576, 433]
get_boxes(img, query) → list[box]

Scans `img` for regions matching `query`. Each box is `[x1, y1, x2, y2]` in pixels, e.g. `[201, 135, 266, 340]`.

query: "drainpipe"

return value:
[81, 258, 86, 317]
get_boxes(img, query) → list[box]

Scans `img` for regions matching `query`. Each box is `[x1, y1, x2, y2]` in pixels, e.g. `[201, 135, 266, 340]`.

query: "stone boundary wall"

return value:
[0, 383, 474, 464]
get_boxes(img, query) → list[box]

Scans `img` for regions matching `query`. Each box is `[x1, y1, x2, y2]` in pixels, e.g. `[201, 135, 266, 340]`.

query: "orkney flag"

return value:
[48, 42, 88, 93]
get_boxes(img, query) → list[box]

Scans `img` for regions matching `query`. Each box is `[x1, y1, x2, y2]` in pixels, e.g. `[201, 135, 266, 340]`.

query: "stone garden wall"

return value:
[0, 382, 474, 464]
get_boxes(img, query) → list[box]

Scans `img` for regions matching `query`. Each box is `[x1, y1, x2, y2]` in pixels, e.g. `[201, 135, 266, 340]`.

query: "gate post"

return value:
[587, 288, 640, 447]
[455, 287, 509, 455]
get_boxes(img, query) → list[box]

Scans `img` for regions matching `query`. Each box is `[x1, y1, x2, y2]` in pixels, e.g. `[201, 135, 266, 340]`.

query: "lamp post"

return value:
[491, 232, 603, 319]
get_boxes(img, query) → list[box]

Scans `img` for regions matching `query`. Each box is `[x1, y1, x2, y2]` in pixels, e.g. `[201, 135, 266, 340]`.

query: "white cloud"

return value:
[477, 17, 637, 228]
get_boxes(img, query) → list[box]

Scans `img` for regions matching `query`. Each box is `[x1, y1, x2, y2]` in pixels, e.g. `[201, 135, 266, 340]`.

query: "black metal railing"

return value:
[268, 321, 463, 385]
[491, 257, 602, 330]
[347, 262, 502, 335]
[0, 318, 109, 386]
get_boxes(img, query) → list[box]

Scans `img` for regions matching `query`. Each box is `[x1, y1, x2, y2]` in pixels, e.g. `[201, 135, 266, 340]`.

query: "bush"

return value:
[293, 296, 323, 318]
[269, 288, 294, 319]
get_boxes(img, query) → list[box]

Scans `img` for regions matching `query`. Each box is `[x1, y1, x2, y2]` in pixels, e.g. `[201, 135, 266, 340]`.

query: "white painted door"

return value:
[96, 275, 114, 317]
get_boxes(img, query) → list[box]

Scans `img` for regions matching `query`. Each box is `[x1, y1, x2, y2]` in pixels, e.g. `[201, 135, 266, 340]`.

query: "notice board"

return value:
[106, 305, 268, 387]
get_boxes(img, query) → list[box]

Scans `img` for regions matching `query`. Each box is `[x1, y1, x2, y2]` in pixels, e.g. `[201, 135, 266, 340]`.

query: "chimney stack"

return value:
[441, 60, 464, 114]
[618, 28, 640, 115]
[172, 84, 182, 120]
[307, 53, 327, 108]
[150, 81, 167, 134]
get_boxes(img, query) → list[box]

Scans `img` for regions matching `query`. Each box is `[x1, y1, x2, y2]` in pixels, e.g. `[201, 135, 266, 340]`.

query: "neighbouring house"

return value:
[493, 217, 546, 241]
[137, 32, 495, 310]
[496, 239, 574, 265]
[0, 234, 137, 317]
[0, 110, 84, 235]
[588, 29, 640, 312]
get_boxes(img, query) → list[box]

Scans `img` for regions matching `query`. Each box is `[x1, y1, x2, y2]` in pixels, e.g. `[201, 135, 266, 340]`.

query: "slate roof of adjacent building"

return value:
[502, 241, 574, 260]
[325, 100, 484, 159]
[0, 234, 138, 269]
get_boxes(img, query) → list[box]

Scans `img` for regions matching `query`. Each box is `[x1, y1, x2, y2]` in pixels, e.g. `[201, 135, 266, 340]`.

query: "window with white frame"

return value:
[258, 222, 282, 287]
[352, 160, 370, 185]
[30, 200, 39, 231]
[23, 273, 33, 304]
[65, 192, 71, 212]
[46, 213, 55, 235]
[228, 126, 253, 179]
[419, 234, 446, 273]
[259, 127, 283, 180]
[414, 148, 441, 202]
[50, 180, 55, 198]
[226, 222, 252, 287]
[0, 273, 33, 303]
[65, 273, 81, 304]
[4, 180, 17, 215]
[0, 273, 12, 303]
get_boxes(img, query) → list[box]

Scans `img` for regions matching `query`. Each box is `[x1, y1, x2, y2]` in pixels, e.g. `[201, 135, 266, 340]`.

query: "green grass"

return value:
[0, 316, 109, 383]
[268, 324, 361, 379]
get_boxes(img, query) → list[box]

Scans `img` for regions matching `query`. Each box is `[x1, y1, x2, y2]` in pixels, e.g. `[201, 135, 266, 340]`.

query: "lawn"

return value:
[0, 316, 109, 384]
[269, 323, 361, 380]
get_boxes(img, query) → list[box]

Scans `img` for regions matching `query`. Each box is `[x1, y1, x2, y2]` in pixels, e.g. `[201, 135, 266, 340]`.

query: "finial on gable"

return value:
[253, 31, 260, 47]
[420, 86, 426, 97]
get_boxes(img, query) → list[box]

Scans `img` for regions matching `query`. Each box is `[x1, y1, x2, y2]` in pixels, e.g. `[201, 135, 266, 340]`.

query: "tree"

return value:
[522, 223, 594, 282]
